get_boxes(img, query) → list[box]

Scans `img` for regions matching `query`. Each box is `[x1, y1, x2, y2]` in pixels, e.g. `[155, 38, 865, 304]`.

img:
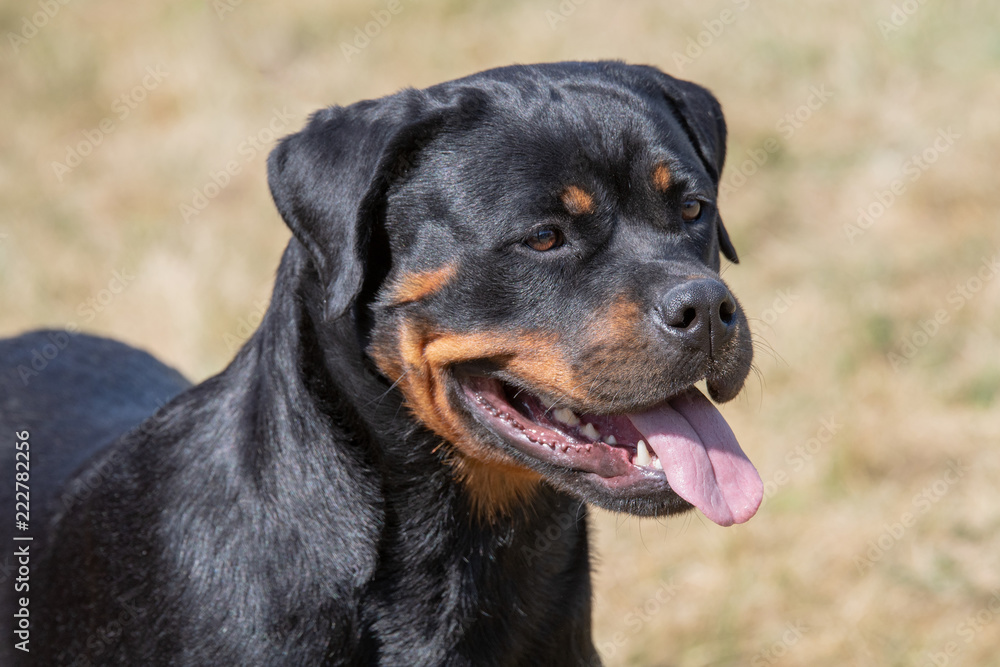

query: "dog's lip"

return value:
[456, 374, 654, 480]
[454, 373, 763, 526]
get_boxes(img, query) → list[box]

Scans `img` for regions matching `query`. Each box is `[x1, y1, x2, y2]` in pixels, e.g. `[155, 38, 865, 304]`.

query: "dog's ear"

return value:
[267, 88, 477, 320]
[646, 70, 739, 264]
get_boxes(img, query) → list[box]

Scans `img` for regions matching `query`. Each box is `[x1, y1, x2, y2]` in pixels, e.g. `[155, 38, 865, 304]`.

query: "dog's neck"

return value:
[223, 241, 596, 658]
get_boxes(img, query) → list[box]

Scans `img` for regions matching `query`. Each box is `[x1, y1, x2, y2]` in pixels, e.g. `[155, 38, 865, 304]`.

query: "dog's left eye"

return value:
[681, 199, 703, 222]
[526, 227, 565, 252]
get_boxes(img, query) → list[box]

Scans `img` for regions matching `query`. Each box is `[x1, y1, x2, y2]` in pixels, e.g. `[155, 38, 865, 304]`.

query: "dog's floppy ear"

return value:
[267, 88, 474, 320]
[646, 69, 740, 264]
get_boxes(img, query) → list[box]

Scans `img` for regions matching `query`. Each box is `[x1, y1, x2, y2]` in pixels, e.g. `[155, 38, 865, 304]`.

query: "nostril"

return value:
[719, 299, 735, 326]
[657, 278, 739, 356]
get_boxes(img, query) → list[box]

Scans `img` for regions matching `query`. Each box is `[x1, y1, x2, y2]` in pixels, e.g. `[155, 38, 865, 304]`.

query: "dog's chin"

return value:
[452, 372, 763, 524]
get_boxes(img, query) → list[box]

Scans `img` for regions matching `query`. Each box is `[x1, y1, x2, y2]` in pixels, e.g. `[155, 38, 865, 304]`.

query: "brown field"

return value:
[2, 0, 999, 664]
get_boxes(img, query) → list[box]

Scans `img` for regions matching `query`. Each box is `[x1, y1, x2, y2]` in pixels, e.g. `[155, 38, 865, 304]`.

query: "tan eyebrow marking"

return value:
[559, 185, 595, 216]
[651, 162, 672, 191]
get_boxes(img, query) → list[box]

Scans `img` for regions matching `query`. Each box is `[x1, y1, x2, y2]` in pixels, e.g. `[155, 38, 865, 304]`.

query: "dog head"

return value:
[267, 62, 762, 524]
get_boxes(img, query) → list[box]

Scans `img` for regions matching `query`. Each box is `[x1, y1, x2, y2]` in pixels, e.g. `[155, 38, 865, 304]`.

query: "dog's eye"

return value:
[681, 199, 703, 222]
[526, 227, 564, 252]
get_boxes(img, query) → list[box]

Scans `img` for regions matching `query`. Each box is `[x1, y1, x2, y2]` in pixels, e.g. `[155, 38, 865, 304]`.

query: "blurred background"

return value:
[2, 0, 999, 664]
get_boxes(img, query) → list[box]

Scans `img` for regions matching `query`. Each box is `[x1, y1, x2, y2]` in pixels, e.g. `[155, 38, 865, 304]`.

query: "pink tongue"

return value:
[627, 388, 762, 526]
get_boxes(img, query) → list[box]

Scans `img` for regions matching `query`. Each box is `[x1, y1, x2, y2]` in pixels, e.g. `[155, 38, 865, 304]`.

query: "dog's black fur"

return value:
[0, 61, 751, 665]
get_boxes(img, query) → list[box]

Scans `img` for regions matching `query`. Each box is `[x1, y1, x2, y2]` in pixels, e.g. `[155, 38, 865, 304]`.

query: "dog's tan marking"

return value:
[651, 162, 672, 191]
[387, 264, 458, 306]
[560, 185, 596, 216]
[371, 322, 592, 519]
[594, 296, 642, 338]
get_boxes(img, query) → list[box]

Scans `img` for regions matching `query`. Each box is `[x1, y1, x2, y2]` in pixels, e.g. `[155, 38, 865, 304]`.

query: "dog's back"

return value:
[0, 330, 189, 662]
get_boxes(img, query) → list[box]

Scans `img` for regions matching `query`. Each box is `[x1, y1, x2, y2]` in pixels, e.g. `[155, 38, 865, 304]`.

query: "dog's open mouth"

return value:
[459, 376, 763, 526]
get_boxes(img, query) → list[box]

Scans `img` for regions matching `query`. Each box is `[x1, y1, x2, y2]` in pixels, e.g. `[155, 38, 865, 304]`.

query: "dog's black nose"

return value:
[656, 278, 738, 357]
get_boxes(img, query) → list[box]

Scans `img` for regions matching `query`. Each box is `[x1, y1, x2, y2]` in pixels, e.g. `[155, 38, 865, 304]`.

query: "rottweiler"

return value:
[0, 61, 762, 665]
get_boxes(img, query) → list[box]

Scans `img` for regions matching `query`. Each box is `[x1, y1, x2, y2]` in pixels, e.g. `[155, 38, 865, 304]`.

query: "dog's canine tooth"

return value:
[636, 440, 651, 467]
[553, 407, 579, 426]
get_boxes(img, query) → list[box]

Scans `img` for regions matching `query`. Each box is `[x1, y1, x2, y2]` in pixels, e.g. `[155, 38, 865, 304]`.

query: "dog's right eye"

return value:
[525, 227, 565, 252]
[681, 199, 703, 222]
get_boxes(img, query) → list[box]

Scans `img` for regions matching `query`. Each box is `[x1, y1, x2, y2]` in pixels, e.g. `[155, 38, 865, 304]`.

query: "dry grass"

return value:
[3, 0, 1000, 664]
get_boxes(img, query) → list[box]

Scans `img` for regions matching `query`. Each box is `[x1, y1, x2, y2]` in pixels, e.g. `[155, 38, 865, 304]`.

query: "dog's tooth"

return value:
[604, 435, 617, 445]
[636, 440, 651, 467]
[652, 456, 663, 470]
[553, 407, 580, 426]
[580, 423, 600, 440]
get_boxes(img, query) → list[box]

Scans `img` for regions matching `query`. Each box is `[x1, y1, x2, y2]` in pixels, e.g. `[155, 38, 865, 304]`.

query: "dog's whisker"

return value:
[367, 369, 412, 408]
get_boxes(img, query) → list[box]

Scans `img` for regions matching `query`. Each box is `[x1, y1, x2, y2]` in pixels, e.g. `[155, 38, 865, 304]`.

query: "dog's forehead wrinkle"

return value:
[553, 139, 707, 210]
[665, 159, 715, 194]
[403, 117, 711, 235]
[455, 98, 672, 174]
